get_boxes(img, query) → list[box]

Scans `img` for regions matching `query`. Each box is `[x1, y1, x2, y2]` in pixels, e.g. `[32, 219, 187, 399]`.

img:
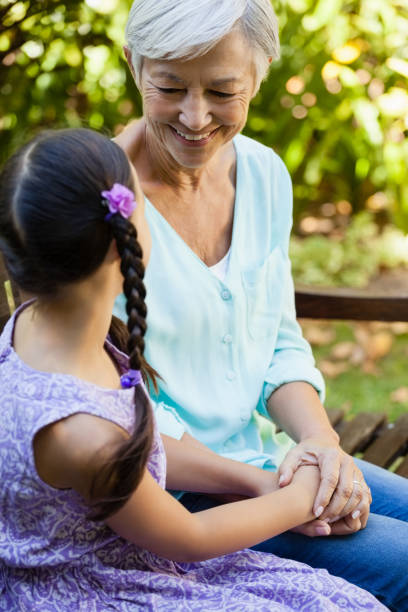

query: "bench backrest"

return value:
[295, 284, 408, 322]
[1, 259, 408, 332]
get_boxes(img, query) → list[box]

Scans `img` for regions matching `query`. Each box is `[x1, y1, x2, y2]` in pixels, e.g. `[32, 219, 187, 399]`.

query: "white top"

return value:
[209, 248, 231, 283]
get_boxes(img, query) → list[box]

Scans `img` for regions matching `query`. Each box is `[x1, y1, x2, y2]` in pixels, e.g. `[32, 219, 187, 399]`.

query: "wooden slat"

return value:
[0, 253, 21, 334]
[0, 283, 11, 330]
[326, 408, 345, 428]
[338, 412, 387, 455]
[0, 255, 12, 332]
[396, 455, 408, 478]
[0, 253, 21, 322]
[363, 414, 408, 468]
[295, 285, 408, 322]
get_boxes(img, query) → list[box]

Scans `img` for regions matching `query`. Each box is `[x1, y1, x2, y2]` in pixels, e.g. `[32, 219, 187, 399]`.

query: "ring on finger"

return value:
[352, 480, 362, 486]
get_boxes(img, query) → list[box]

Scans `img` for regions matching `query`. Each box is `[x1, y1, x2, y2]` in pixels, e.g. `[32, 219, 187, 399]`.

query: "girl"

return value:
[0, 128, 386, 611]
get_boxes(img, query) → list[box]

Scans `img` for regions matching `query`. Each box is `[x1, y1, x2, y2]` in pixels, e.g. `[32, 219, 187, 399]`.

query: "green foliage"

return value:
[0, 0, 407, 227]
[244, 0, 408, 229]
[290, 212, 408, 287]
[0, 0, 139, 161]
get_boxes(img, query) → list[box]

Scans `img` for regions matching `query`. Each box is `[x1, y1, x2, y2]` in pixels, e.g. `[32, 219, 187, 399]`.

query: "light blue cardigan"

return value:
[114, 133, 324, 474]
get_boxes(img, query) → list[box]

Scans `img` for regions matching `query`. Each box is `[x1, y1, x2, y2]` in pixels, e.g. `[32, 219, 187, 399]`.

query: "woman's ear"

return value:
[124, 45, 136, 80]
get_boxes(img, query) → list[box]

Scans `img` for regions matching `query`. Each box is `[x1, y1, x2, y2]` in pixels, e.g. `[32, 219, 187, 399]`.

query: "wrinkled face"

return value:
[137, 29, 256, 169]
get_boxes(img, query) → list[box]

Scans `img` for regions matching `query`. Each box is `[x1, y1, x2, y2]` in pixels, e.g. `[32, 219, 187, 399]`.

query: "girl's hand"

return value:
[289, 512, 365, 537]
[277, 436, 371, 529]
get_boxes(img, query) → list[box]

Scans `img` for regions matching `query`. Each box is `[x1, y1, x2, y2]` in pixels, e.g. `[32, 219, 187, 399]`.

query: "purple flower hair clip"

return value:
[120, 369, 143, 389]
[101, 183, 137, 220]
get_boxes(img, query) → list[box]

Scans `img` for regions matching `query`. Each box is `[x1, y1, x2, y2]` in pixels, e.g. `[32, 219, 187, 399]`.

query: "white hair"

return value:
[125, 0, 280, 91]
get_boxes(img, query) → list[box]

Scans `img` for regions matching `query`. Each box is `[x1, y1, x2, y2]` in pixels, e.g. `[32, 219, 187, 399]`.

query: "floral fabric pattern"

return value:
[0, 305, 387, 611]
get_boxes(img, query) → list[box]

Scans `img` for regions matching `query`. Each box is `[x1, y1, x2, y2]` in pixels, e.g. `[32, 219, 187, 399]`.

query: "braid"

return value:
[88, 214, 155, 521]
[112, 215, 147, 370]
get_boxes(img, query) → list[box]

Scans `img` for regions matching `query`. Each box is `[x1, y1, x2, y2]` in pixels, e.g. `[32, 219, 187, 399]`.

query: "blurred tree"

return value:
[0, 0, 140, 161]
[0, 0, 407, 228]
[246, 0, 408, 229]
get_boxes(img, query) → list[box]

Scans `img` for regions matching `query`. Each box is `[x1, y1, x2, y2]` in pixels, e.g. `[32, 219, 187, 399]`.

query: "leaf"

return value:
[330, 341, 356, 360]
[349, 345, 365, 366]
[390, 387, 408, 404]
[302, 324, 336, 346]
[365, 331, 393, 361]
[318, 359, 349, 378]
[390, 322, 408, 336]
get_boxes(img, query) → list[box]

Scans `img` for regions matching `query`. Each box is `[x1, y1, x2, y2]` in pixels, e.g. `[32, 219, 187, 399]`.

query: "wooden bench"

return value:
[0, 252, 20, 331]
[296, 285, 408, 478]
[1, 253, 407, 478]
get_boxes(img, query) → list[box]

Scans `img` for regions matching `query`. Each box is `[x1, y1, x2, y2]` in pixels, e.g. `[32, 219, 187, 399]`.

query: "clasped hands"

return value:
[277, 436, 372, 537]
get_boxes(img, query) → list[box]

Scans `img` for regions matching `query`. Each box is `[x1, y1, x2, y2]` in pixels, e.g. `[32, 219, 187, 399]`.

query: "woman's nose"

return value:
[179, 92, 212, 132]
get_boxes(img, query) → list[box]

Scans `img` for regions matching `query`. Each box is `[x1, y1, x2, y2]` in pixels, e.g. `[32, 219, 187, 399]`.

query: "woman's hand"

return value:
[277, 436, 371, 530]
[252, 460, 366, 537]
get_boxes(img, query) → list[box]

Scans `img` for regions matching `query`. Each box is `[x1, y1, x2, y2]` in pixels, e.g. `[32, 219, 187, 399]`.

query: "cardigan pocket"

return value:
[241, 247, 286, 342]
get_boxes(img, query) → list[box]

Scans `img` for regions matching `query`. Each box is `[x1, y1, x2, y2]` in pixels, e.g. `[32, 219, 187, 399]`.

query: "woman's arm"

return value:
[162, 432, 278, 498]
[267, 381, 371, 531]
[267, 382, 337, 445]
[261, 242, 371, 530]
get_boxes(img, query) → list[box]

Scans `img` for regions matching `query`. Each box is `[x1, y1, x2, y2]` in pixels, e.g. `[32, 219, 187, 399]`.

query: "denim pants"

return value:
[181, 459, 408, 611]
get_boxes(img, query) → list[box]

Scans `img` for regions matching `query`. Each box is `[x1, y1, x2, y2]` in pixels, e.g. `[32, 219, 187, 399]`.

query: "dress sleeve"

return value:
[257, 154, 325, 418]
[151, 399, 187, 440]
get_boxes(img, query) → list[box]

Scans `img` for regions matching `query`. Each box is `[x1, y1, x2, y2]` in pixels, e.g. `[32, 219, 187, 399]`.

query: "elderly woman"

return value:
[114, 1, 408, 609]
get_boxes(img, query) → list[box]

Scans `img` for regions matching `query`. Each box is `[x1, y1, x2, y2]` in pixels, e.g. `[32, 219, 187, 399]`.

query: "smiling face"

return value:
[136, 29, 257, 170]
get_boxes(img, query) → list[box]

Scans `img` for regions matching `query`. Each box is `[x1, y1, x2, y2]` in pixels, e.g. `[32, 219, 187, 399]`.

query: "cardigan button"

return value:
[222, 334, 232, 344]
[226, 370, 236, 381]
[221, 289, 231, 300]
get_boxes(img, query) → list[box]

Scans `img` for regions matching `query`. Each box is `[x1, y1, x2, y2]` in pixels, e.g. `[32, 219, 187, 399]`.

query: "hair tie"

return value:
[101, 183, 137, 220]
[120, 369, 143, 389]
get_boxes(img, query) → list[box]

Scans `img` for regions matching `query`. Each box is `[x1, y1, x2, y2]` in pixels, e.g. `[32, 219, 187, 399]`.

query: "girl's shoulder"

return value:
[34, 409, 128, 497]
[0, 301, 136, 437]
[0, 302, 139, 502]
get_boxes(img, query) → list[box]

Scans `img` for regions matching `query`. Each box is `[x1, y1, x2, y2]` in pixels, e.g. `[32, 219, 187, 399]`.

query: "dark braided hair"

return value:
[0, 128, 156, 520]
[89, 214, 155, 520]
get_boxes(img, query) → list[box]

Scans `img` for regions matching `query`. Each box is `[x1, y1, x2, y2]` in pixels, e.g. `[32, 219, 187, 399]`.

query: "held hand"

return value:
[277, 437, 371, 527]
[290, 513, 364, 537]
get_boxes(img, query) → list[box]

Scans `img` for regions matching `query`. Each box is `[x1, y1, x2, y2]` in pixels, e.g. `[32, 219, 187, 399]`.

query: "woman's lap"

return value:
[181, 460, 408, 611]
[355, 457, 408, 520]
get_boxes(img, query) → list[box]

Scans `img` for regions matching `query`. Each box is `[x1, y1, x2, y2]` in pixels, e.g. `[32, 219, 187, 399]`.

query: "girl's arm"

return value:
[34, 412, 320, 563]
[107, 463, 319, 562]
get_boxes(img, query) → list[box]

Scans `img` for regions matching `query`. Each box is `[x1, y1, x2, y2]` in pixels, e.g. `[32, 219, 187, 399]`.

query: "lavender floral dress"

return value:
[0, 304, 387, 611]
